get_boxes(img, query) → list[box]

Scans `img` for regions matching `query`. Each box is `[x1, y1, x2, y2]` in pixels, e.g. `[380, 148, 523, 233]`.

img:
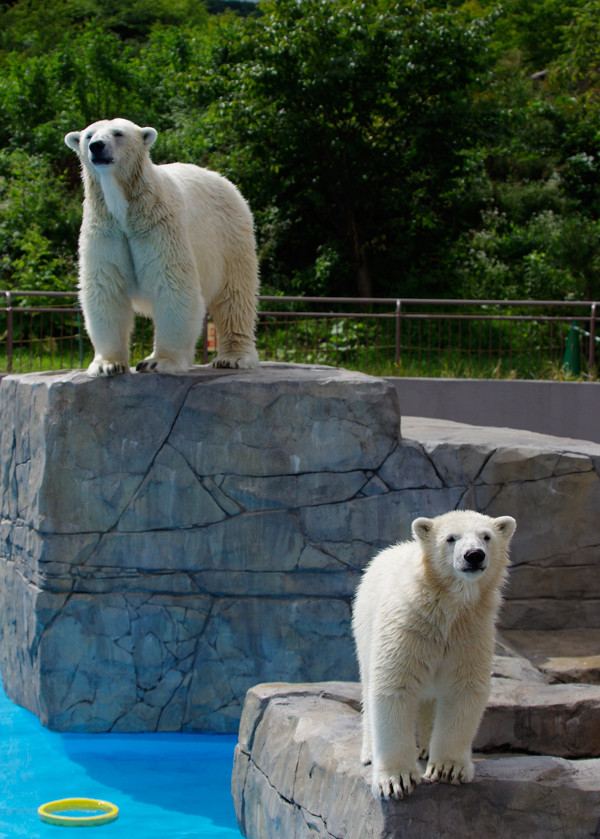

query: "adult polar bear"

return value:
[352, 509, 516, 799]
[65, 118, 259, 376]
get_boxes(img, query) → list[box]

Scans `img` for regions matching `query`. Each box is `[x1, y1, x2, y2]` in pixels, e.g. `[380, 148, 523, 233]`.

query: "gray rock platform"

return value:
[232, 680, 600, 839]
[503, 629, 600, 684]
[1, 364, 600, 732]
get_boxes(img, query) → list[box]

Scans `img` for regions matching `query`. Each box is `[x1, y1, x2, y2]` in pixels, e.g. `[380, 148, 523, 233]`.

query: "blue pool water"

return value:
[0, 684, 241, 838]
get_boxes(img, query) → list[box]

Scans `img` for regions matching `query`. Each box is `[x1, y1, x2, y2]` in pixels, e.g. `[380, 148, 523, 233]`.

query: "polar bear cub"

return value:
[65, 118, 259, 376]
[352, 509, 516, 799]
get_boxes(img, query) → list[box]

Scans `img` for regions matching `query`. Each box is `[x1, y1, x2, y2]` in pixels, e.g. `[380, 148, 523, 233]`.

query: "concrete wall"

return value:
[387, 378, 600, 444]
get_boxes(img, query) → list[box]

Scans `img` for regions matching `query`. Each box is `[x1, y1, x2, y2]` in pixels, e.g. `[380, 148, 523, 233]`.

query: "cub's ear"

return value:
[141, 127, 158, 147]
[493, 516, 517, 540]
[65, 131, 81, 151]
[412, 517, 434, 542]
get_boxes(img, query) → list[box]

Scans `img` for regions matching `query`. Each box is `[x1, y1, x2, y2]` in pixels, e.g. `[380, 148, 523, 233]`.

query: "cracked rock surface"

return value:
[1, 364, 599, 732]
[232, 679, 600, 839]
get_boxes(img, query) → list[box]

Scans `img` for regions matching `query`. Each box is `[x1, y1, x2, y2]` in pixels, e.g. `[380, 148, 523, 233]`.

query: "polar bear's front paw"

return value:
[424, 757, 474, 785]
[212, 350, 259, 370]
[136, 355, 189, 374]
[87, 358, 128, 377]
[372, 767, 420, 800]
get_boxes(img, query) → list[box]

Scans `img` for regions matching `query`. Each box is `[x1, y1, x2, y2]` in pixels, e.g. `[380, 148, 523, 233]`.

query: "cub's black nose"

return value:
[464, 549, 485, 568]
[89, 140, 105, 155]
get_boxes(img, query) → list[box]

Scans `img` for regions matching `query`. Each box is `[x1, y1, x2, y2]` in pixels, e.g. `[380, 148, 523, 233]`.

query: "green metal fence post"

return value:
[562, 323, 581, 376]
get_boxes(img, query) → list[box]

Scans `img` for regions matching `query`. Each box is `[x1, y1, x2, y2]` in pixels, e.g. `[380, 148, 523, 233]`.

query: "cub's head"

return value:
[412, 510, 516, 587]
[64, 118, 157, 176]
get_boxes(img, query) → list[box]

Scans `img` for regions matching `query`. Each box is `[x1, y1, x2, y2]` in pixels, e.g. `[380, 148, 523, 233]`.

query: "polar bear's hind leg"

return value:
[209, 289, 259, 370]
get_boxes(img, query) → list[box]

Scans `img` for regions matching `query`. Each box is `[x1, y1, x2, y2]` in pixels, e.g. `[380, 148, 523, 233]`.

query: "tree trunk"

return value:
[349, 211, 372, 298]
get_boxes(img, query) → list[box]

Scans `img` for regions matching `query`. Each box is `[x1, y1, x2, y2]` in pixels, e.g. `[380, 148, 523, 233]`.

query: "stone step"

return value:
[502, 629, 600, 684]
[232, 682, 600, 839]
[480, 679, 600, 756]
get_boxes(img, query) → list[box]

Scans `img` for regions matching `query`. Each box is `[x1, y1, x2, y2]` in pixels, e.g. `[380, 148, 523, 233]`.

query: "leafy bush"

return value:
[0, 149, 79, 291]
[456, 209, 600, 300]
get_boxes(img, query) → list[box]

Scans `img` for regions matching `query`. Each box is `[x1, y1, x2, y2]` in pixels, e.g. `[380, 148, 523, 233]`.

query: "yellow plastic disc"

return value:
[38, 797, 119, 827]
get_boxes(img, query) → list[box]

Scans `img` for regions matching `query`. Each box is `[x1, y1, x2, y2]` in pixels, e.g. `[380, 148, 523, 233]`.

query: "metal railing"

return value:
[1, 291, 598, 380]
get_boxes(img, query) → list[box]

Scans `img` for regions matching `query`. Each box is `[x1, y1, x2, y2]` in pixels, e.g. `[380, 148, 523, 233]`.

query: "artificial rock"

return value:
[1, 364, 600, 731]
[232, 681, 600, 839]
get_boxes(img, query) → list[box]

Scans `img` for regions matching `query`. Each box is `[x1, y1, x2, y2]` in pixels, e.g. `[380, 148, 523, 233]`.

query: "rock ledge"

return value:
[232, 680, 600, 839]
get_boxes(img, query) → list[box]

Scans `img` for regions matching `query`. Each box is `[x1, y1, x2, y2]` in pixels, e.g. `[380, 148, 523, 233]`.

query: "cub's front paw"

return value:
[372, 766, 421, 800]
[424, 757, 474, 785]
[87, 358, 128, 377]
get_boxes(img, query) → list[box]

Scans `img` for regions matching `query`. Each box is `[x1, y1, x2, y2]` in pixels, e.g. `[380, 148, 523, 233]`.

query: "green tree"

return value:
[0, 149, 79, 290]
[0, 0, 209, 56]
[210, 0, 494, 297]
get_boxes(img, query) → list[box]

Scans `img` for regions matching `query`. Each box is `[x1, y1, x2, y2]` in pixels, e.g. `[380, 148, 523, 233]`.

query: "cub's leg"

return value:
[417, 699, 435, 761]
[360, 690, 373, 766]
[370, 691, 421, 799]
[424, 685, 489, 785]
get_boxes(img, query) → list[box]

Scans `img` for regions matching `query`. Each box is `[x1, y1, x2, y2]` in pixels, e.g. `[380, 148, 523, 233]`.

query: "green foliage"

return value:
[208, 0, 494, 297]
[0, 0, 209, 55]
[0, 149, 79, 291]
[0, 0, 599, 302]
[489, 0, 585, 70]
[455, 209, 600, 300]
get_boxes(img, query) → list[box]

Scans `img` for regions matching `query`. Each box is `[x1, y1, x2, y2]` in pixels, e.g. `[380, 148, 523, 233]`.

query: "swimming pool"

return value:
[0, 682, 241, 838]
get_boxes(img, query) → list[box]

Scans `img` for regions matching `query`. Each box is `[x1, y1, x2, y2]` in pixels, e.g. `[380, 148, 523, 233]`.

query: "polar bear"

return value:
[352, 509, 516, 800]
[65, 118, 259, 376]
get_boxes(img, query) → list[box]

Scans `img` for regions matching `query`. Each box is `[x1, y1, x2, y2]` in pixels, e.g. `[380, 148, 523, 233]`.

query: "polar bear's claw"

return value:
[136, 360, 158, 372]
[373, 769, 420, 800]
[212, 351, 259, 370]
[424, 759, 474, 785]
[136, 356, 189, 374]
[88, 360, 127, 377]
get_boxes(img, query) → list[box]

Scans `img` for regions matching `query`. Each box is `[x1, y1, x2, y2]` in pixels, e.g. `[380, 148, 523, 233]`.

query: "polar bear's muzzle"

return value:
[461, 548, 486, 573]
[89, 140, 114, 166]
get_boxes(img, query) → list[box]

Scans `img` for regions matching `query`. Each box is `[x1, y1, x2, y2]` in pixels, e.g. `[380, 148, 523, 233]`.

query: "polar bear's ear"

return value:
[65, 131, 81, 151]
[412, 517, 434, 543]
[141, 127, 158, 147]
[493, 516, 517, 540]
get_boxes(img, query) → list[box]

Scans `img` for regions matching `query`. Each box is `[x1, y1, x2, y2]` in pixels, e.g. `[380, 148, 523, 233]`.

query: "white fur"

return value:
[352, 509, 516, 800]
[65, 118, 259, 376]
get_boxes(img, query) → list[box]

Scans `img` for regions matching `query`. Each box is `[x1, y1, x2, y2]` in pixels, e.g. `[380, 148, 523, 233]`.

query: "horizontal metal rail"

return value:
[1, 291, 598, 379]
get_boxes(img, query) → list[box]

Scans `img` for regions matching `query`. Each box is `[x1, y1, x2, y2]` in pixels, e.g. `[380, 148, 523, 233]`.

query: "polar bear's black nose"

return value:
[464, 549, 485, 568]
[89, 140, 105, 155]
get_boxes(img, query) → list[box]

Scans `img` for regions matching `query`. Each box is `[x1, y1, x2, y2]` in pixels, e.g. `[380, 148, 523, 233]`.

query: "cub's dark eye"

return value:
[86, 133, 93, 140]
[483, 534, 491, 542]
[113, 130, 123, 137]
[446, 535, 456, 544]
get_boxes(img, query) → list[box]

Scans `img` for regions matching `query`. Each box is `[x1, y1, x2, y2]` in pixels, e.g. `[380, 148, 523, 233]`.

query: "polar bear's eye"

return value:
[483, 533, 491, 542]
[113, 130, 123, 137]
[446, 535, 456, 544]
